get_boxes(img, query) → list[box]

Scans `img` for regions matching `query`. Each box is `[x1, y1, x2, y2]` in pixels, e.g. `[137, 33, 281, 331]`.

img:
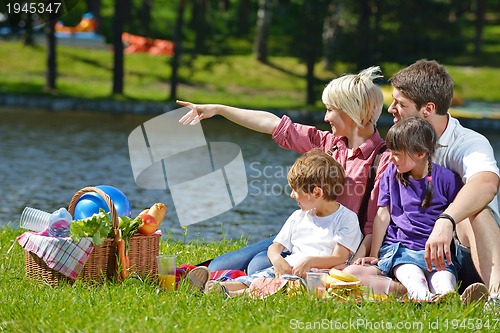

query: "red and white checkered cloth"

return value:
[17, 231, 94, 280]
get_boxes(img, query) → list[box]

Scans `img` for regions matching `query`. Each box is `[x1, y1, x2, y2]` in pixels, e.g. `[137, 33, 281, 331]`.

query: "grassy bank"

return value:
[1, 227, 496, 333]
[0, 39, 499, 112]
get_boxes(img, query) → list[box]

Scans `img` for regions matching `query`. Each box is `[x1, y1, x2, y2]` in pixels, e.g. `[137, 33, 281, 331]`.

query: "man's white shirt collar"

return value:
[437, 113, 458, 148]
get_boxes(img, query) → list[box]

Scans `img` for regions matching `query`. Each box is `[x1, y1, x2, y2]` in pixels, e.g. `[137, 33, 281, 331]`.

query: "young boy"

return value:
[205, 149, 362, 296]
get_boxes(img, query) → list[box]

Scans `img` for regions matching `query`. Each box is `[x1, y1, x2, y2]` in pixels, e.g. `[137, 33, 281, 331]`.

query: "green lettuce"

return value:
[70, 209, 113, 246]
[118, 215, 142, 253]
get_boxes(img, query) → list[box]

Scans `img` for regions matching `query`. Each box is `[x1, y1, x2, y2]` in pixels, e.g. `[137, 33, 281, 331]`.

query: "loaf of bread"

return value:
[147, 203, 167, 226]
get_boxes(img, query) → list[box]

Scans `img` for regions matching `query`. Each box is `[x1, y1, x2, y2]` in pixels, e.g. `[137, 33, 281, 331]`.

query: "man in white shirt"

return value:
[388, 59, 499, 309]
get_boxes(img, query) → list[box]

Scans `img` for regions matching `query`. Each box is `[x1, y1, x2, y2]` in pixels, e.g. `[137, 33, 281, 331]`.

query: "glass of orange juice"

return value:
[156, 254, 176, 291]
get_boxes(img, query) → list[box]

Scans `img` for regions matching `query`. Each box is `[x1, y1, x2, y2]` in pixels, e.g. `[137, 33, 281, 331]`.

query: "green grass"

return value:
[0, 40, 333, 109]
[1, 227, 496, 333]
[1, 38, 500, 112]
[446, 65, 500, 103]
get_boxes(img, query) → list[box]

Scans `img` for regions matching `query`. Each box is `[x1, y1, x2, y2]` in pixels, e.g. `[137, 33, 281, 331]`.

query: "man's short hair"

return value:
[389, 59, 453, 115]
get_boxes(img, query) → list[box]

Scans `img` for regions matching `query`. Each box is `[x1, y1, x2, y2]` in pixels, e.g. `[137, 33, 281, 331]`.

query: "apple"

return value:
[138, 213, 157, 235]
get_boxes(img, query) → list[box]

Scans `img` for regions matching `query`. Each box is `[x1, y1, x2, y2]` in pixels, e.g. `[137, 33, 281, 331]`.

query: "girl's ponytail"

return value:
[421, 158, 434, 208]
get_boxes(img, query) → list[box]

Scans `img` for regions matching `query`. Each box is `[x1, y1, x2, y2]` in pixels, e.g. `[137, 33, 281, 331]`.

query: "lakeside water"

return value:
[1, 107, 499, 242]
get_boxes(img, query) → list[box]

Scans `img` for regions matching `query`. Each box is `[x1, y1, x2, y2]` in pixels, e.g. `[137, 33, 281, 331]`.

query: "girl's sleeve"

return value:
[447, 171, 464, 203]
[377, 162, 393, 207]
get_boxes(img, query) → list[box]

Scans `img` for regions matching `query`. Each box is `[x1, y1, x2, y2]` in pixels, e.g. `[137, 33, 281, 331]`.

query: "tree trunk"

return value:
[473, 0, 485, 55]
[304, 1, 317, 105]
[322, 0, 339, 70]
[85, 0, 102, 34]
[123, 0, 133, 23]
[22, 12, 34, 46]
[45, 9, 58, 92]
[357, 0, 371, 70]
[112, 0, 125, 95]
[218, 0, 230, 11]
[237, 0, 251, 36]
[254, 0, 273, 63]
[140, 0, 152, 37]
[191, 0, 208, 52]
[170, 0, 186, 101]
[373, 0, 382, 61]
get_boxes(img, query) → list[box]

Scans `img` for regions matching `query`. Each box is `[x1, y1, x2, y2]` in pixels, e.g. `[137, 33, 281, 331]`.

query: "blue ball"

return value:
[73, 185, 132, 220]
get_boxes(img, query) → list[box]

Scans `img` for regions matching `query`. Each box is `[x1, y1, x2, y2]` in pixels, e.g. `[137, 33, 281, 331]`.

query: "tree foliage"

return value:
[86, 0, 493, 67]
[3, 0, 497, 99]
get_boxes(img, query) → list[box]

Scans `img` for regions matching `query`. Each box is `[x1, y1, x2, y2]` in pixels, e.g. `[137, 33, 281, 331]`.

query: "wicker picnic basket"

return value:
[24, 187, 160, 286]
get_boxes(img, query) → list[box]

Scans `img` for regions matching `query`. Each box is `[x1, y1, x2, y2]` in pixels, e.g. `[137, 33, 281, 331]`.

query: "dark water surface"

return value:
[1, 107, 499, 242]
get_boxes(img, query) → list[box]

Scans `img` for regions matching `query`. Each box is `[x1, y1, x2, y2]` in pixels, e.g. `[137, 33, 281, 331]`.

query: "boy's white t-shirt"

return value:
[273, 204, 362, 267]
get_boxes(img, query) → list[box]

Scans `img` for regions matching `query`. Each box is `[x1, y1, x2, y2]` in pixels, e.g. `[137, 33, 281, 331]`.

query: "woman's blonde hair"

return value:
[321, 66, 384, 127]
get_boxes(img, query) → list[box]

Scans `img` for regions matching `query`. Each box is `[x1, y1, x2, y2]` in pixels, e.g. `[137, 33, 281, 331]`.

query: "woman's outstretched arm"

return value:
[177, 100, 281, 134]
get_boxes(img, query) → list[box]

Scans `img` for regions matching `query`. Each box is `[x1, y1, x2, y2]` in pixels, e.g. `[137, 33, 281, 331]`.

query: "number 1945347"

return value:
[5, 1, 62, 15]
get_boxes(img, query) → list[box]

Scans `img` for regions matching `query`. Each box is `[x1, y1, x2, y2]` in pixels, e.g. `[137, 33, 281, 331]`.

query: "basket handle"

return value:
[67, 187, 120, 243]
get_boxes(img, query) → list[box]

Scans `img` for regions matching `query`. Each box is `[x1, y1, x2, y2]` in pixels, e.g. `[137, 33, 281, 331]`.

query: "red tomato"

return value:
[138, 213, 157, 235]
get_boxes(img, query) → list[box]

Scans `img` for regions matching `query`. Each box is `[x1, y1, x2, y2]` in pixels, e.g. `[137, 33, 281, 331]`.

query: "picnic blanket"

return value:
[17, 231, 94, 280]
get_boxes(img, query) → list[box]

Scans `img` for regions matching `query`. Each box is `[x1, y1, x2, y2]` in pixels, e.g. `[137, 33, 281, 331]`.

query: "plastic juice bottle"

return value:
[48, 208, 72, 237]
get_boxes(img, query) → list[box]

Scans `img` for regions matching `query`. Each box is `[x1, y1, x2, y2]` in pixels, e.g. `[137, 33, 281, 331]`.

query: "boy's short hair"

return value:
[321, 66, 384, 127]
[287, 149, 344, 201]
[389, 59, 453, 115]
